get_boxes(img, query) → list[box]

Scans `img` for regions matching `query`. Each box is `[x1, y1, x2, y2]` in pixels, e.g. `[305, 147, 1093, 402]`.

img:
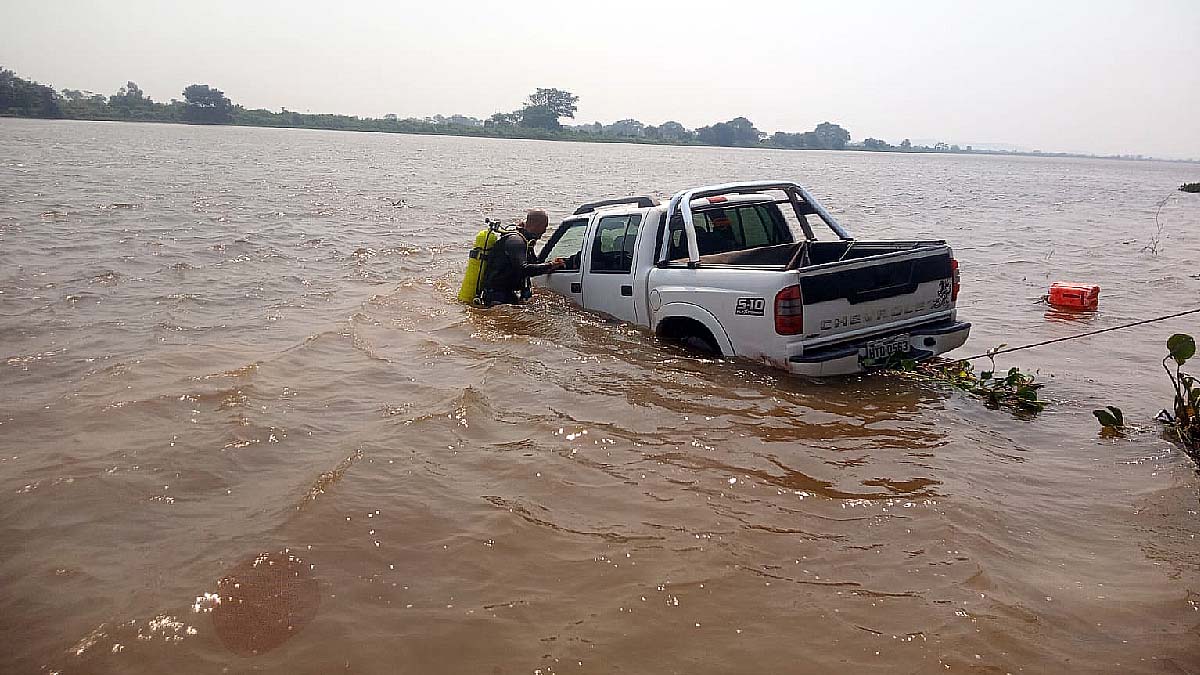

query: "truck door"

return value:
[535, 216, 589, 301]
[582, 213, 642, 323]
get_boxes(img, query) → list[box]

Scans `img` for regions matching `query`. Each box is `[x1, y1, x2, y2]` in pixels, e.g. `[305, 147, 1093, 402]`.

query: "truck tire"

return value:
[656, 316, 722, 356]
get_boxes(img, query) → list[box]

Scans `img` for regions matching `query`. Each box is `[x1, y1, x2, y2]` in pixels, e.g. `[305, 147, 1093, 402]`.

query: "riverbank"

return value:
[5, 111, 1196, 165]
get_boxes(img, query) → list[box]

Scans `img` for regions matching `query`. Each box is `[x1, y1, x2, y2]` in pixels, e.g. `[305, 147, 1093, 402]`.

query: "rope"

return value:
[958, 306, 1200, 361]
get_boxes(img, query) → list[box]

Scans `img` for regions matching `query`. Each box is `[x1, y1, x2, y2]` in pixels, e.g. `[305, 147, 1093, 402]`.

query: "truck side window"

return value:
[590, 214, 642, 273]
[541, 221, 588, 270]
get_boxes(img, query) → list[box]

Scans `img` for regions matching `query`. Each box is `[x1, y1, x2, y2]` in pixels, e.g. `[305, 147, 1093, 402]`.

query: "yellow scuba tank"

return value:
[457, 219, 516, 303]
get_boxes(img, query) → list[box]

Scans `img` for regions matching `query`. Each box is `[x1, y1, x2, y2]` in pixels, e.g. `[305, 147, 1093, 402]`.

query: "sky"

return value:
[3, 0, 1198, 159]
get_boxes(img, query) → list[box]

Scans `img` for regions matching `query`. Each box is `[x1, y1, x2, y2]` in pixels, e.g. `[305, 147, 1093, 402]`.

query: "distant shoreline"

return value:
[5, 114, 1196, 165]
[3, 66, 1194, 164]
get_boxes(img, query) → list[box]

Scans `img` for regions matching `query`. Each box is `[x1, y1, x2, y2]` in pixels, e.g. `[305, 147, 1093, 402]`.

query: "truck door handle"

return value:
[571, 282, 582, 294]
[620, 285, 633, 296]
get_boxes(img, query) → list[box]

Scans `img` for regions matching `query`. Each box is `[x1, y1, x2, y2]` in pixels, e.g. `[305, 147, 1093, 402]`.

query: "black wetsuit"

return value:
[480, 228, 555, 305]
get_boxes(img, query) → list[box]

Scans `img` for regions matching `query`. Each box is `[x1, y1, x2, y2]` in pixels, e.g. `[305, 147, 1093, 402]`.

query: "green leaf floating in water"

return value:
[1093, 406, 1124, 429]
[1167, 333, 1195, 366]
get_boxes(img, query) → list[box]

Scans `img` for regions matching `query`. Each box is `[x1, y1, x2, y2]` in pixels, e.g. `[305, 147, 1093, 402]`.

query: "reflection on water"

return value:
[1043, 305, 1101, 323]
[0, 119, 1198, 673]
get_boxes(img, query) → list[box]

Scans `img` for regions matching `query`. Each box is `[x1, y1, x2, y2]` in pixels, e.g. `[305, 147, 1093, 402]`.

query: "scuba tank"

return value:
[457, 219, 517, 303]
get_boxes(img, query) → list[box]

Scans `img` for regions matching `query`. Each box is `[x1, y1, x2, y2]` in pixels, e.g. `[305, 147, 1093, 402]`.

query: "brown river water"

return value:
[2, 118, 1199, 674]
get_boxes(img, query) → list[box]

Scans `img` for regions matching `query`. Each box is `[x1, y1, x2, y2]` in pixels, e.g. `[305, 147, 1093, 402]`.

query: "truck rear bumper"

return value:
[787, 320, 972, 377]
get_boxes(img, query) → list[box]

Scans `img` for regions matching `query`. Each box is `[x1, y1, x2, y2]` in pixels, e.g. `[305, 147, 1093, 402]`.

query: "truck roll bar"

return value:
[657, 180, 852, 265]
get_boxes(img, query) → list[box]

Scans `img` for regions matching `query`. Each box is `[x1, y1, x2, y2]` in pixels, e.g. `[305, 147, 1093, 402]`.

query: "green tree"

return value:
[697, 117, 761, 147]
[658, 121, 692, 142]
[727, 117, 762, 146]
[813, 121, 850, 150]
[606, 118, 645, 137]
[696, 121, 733, 146]
[486, 111, 519, 128]
[182, 84, 233, 124]
[108, 81, 157, 119]
[519, 104, 561, 130]
[900, 138, 912, 150]
[0, 67, 62, 118]
[525, 87, 578, 119]
[770, 131, 805, 148]
[109, 81, 147, 106]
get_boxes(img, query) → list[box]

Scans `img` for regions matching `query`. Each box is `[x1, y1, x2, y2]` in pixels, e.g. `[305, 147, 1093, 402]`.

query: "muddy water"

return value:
[1, 118, 1198, 674]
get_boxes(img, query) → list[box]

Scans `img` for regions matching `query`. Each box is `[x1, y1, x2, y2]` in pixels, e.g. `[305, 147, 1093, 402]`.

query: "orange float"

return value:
[1047, 282, 1100, 310]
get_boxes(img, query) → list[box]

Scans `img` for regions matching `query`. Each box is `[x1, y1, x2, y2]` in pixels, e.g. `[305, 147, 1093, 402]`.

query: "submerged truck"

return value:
[532, 181, 970, 376]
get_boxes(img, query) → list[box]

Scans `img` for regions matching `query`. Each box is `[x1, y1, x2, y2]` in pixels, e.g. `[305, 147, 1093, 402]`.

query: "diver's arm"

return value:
[506, 237, 555, 277]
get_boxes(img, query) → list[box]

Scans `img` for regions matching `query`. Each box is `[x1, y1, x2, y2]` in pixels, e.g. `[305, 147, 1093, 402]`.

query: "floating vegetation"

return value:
[1161, 333, 1198, 454]
[891, 346, 1046, 413]
[1180, 182, 1200, 194]
[1093, 406, 1125, 433]
[1095, 333, 1198, 461]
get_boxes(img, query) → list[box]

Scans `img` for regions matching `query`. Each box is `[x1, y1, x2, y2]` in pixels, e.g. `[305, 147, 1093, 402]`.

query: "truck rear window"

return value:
[668, 204, 791, 259]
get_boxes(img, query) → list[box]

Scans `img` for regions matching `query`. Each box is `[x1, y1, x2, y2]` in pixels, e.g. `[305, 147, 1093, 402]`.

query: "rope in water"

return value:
[957, 306, 1200, 361]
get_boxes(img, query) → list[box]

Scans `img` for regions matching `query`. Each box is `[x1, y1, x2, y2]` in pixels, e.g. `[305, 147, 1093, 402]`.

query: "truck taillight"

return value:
[774, 285, 804, 335]
[951, 258, 961, 302]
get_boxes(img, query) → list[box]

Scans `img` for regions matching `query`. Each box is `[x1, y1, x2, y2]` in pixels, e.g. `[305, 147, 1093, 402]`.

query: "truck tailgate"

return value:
[798, 247, 955, 345]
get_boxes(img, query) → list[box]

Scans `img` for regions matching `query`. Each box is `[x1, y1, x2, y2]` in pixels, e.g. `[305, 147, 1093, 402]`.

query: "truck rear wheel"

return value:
[656, 316, 722, 356]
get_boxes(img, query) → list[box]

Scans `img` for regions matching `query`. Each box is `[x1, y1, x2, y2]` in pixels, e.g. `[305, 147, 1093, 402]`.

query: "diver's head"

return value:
[522, 209, 550, 238]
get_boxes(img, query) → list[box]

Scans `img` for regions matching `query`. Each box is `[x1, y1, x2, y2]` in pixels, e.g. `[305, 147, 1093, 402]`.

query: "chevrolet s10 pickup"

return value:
[533, 180, 970, 376]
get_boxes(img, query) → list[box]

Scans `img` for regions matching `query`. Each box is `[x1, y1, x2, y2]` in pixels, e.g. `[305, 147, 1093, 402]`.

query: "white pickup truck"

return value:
[533, 181, 970, 376]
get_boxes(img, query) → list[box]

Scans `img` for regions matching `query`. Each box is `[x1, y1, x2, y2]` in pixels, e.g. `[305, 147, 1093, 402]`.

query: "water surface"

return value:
[2, 119, 1198, 673]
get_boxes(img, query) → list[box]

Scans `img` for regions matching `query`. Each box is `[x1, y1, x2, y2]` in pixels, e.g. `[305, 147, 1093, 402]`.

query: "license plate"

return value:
[862, 334, 910, 362]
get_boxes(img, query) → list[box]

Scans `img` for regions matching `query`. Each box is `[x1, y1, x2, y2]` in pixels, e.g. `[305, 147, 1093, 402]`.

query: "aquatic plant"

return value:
[1162, 333, 1199, 452]
[1145, 185, 1198, 254]
[893, 347, 1047, 413]
[1144, 194, 1169, 255]
[1092, 406, 1125, 432]
[1094, 334, 1199, 459]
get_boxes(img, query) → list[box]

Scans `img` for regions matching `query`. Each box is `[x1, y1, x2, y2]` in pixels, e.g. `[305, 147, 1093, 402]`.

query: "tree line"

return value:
[3, 67, 1188, 161]
[0, 67, 866, 151]
[2, 68, 237, 125]
[477, 88, 855, 150]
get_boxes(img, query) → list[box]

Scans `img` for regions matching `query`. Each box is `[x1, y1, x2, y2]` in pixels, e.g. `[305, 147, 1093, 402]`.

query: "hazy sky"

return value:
[3, 0, 1198, 158]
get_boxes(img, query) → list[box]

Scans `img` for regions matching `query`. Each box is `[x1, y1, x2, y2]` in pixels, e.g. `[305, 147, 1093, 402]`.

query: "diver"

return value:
[478, 209, 565, 305]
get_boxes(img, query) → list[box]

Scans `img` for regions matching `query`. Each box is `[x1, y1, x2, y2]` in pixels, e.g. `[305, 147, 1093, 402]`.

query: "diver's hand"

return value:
[550, 258, 567, 270]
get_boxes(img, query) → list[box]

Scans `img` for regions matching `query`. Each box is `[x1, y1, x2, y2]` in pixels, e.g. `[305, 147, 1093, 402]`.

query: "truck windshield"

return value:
[668, 203, 791, 259]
